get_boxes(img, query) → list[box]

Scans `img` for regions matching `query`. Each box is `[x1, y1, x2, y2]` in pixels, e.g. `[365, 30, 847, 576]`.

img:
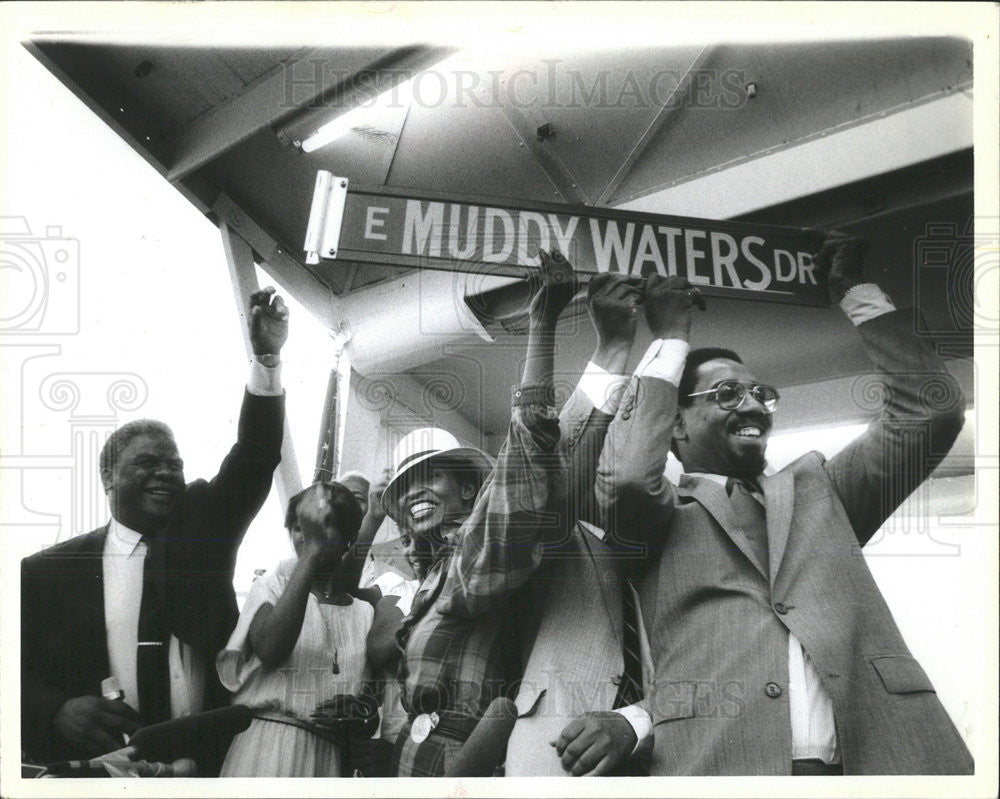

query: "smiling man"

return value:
[21, 288, 288, 771]
[553, 232, 974, 776]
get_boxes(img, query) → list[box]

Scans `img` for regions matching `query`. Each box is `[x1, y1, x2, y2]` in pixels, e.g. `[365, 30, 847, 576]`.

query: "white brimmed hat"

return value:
[381, 427, 494, 522]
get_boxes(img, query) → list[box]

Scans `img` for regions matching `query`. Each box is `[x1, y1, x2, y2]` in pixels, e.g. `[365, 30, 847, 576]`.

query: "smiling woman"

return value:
[377, 250, 578, 778]
[381, 435, 493, 579]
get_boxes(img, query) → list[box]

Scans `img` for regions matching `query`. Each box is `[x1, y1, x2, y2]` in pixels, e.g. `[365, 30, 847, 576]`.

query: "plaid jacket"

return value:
[393, 392, 561, 776]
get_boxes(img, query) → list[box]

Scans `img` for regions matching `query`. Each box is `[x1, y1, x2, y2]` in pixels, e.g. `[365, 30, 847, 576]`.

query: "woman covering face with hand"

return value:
[215, 481, 375, 777]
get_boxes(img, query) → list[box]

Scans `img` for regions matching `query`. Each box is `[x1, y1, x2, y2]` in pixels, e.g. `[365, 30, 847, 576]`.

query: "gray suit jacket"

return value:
[507, 387, 638, 775]
[597, 310, 973, 775]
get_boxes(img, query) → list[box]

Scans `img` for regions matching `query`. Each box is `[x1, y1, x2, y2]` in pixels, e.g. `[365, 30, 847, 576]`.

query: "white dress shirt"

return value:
[102, 356, 281, 718]
[624, 283, 896, 763]
[576, 360, 629, 415]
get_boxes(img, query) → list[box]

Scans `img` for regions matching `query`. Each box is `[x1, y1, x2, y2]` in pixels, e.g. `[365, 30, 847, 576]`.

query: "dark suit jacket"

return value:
[21, 389, 284, 762]
[596, 310, 973, 775]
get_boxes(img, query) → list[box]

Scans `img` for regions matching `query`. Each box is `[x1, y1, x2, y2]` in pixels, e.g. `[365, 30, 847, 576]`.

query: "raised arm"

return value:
[342, 469, 391, 591]
[435, 250, 577, 617]
[596, 275, 701, 560]
[816, 233, 966, 544]
[193, 288, 287, 569]
[554, 273, 641, 543]
[248, 484, 337, 668]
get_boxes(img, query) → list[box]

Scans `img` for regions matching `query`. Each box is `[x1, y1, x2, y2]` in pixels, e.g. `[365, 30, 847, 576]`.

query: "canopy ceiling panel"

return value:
[26, 31, 976, 437]
[614, 37, 973, 204]
[382, 97, 562, 201]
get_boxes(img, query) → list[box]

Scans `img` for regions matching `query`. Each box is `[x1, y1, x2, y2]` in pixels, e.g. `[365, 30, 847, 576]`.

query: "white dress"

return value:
[216, 559, 374, 777]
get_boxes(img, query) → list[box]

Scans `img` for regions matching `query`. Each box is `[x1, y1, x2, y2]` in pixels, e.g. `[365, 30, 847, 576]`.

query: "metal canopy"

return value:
[24, 27, 976, 444]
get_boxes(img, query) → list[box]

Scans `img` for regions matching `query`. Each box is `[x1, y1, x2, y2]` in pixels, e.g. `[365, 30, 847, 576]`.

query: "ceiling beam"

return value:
[597, 44, 717, 206]
[167, 46, 452, 183]
[166, 47, 380, 182]
[500, 104, 590, 206]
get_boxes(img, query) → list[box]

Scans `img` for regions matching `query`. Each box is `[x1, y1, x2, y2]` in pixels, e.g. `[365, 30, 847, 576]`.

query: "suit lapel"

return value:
[678, 475, 768, 579]
[76, 527, 111, 681]
[576, 523, 624, 641]
[762, 469, 794, 584]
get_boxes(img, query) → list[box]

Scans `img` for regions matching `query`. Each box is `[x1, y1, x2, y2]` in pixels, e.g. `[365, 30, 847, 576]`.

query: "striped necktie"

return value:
[612, 576, 643, 709]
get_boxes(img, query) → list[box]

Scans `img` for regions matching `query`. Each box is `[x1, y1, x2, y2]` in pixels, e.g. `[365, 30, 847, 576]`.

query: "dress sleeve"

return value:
[215, 560, 291, 692]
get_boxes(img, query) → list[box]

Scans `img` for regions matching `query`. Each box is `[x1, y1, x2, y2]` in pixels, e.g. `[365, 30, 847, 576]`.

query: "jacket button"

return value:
[621, 412, 631, 420]
[765, 681, 782, 698]
[774, 602, 788, 614]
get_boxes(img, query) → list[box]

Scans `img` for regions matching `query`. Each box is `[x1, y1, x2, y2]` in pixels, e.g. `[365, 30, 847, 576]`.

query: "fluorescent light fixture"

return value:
[300, 78, 414, 154]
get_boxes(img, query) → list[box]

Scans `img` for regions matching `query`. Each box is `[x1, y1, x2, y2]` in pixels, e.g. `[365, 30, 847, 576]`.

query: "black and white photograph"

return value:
[1, 2, 997, 796]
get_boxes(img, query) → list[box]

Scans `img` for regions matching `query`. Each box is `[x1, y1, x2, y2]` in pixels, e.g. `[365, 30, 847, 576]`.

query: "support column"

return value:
[220, 221, 302, 508]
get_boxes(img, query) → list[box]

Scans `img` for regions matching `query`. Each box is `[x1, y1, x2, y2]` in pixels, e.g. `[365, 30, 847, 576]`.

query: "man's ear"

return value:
[671, 410, 687, 443]
[100, 467, 114, 494]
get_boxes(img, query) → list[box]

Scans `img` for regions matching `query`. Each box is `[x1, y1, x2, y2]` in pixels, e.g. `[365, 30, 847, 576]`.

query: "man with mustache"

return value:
[553, 232, 974, 775]
[21, 287, 288, 773]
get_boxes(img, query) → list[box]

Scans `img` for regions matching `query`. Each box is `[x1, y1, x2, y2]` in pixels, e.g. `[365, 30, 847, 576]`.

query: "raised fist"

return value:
[248, 286, 289, 356]
[527, 249, 581, 325]
[587, 272, 642, 348]
[642, 274, 704, 340]
[814, 231, 866, 303]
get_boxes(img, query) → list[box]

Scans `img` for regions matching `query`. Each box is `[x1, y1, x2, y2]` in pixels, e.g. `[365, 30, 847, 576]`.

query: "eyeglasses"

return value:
[687, 380, 780, 413]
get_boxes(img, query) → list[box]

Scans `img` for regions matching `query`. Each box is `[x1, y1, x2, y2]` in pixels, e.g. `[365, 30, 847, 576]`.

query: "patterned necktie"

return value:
[726, 476, 762, 497]
[613, 576, 643, 709]
[725, 477, 769, 575]
[136, 536, 171, 726]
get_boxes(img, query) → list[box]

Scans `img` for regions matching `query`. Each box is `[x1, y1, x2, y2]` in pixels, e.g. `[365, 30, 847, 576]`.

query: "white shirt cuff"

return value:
[634, 339, 690, 386]
[578, 361, 628, 414]
[248, 355, 283, 396]
[614, 703, 653, 756]
[839, 283, 895, 325]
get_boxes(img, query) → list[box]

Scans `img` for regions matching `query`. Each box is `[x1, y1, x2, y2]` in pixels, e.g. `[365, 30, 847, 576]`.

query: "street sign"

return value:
[327, 184, 829, 306]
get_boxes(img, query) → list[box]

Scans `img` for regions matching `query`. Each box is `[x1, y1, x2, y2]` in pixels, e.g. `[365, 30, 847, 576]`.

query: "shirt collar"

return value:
[681, 462, 776, 486]
[689, 471, 728, 487]
[107, 517, 145, 556]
